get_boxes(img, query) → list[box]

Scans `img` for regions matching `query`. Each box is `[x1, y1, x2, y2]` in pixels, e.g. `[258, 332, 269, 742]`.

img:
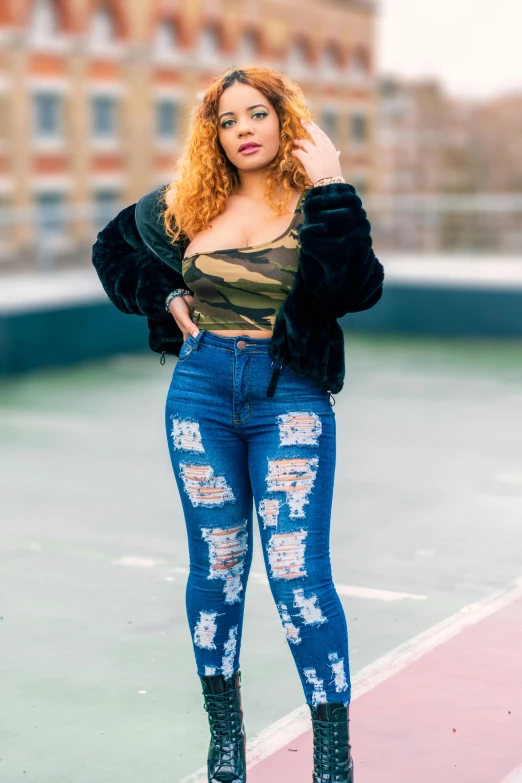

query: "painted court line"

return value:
[117, 560, 426, 602]
[335, 582, 426, 602]
[180, 576, 522, 783]
[248, 570, 427, 601]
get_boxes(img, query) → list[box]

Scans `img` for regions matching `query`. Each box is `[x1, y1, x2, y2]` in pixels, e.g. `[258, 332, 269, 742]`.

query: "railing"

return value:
[0, 201, 125, 273]
[365, 194, 522, 255]
[1, 193, 521, 274]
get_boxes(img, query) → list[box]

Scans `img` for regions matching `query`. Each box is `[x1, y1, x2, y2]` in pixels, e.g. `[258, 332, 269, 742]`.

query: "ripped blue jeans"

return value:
[164, 329, 351, 707]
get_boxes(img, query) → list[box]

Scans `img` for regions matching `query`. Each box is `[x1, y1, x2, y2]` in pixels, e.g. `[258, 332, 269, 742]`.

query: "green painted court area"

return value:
[1, 334, 522, 782]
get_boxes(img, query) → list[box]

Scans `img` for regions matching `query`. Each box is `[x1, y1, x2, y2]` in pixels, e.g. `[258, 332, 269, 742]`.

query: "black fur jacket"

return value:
[91, 182, 384, 395]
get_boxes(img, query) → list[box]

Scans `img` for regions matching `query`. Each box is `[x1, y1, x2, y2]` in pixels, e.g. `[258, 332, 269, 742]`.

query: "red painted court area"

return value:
[247, 595, 522, 782]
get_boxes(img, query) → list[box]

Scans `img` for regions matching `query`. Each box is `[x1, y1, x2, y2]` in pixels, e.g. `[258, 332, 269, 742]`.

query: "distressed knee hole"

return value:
[258, 498, 281, 529]
[293, 587, 328, 626]
[265, 456, 318, 519]
[267, 529, 307, 580]
[179, 462, 236, 507]
[277, 412, 323, 447]
[201, 520, 248, 604]
[170, 415, 205, 453]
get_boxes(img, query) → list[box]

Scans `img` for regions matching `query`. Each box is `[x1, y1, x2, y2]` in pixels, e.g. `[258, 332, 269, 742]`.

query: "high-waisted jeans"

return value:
[164, 329, 351, 707]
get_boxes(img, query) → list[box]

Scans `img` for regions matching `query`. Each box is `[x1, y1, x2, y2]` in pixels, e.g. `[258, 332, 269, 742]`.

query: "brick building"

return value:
[0, 0, 377, 265]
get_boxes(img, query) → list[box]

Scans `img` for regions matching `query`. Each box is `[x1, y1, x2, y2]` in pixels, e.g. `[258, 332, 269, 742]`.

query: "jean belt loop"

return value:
[192, 329, 204, 350]
[266, 359, 282, 398]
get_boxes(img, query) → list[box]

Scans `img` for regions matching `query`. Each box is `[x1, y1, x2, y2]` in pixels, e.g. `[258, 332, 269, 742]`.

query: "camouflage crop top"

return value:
[182, 189, 308, 331]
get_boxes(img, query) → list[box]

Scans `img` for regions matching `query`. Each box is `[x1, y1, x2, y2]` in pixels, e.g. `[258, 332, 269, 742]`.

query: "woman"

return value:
[92, 66, 384, 783]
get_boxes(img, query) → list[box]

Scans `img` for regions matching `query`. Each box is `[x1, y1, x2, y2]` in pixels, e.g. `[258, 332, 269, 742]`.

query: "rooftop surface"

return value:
[1, 333, 522, 781]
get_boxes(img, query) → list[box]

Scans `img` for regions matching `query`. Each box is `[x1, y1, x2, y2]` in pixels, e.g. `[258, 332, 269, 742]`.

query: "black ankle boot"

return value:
[200, 670, 247, 783]
[309, 701, 354, 783]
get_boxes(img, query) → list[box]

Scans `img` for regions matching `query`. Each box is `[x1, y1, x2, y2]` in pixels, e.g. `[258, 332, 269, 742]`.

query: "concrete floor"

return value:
[1, 333, 522, 782]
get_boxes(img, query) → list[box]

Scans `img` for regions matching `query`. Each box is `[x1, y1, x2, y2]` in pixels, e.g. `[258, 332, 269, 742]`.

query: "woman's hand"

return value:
[291, 119, 343, 185]
[168, 295, 200, 341]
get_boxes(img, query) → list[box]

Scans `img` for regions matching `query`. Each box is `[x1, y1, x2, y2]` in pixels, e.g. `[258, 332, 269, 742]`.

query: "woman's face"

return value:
[217, 82, 281, 172]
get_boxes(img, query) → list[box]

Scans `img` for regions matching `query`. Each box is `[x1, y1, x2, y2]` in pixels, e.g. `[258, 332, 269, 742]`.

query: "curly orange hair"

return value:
[161, 66, 316, 245]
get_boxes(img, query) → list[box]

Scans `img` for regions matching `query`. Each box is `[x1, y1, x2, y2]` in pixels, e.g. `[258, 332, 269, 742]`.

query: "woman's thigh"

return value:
[244, 360, 337, 585]
[164, 354, 255, 603]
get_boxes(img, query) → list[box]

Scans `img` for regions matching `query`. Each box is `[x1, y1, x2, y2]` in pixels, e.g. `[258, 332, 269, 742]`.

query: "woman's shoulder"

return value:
[135, 185, 168, 235]
[134, 185, 188, 273]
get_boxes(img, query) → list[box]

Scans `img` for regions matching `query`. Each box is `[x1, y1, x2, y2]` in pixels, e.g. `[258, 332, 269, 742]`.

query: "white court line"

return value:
[112, 556, 166, 568]
[180, 575, 522, 783]
[248, 571, 426, 601]
[336, 583, 426, 602]
[501, 765, 522, 783]
[115, 562, 427, 602]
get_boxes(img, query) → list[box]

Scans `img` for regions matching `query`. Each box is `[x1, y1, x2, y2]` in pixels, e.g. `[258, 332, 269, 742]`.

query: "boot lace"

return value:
[312, 718, 352, 781]
[204, 690, 242, 761]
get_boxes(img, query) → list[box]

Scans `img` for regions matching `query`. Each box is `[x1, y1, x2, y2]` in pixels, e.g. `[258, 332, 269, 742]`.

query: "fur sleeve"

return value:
[298, 183, 385, 319]
[91, 201, 188, 321]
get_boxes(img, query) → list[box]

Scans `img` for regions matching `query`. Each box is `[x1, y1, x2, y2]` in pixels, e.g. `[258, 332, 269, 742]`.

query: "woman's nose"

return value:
[236, 119, 254, 135]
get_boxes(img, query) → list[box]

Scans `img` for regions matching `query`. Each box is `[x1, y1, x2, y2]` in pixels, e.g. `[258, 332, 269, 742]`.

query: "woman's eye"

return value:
[220, 112, 267, 129]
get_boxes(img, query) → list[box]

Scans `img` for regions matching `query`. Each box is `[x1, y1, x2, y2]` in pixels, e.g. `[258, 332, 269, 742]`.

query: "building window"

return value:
[198, 27, 220, 61]
[91, 95, 118, 138]
[321, 109, 338, 142]
[288, 40, 309, 70]
[351, 45, 370, 74]
[34, 93, 63, 138]
[36, 192, 65, 236]
[321, 44, 340, 75]
[238, 32, 257, 62]
[0, 96, 7, 142]
[351, 113, 368, 142]
[155, 19, 178, 54]
[29, 0, 60, 40]
[89, 4, 117, 46]
[0, 195, 9, 246]
[93, 189, 121, 229]
[156, 99, 179, 140]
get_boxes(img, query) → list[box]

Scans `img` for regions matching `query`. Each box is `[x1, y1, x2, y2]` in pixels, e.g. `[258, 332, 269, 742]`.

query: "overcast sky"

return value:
[376, 0, 522, 101]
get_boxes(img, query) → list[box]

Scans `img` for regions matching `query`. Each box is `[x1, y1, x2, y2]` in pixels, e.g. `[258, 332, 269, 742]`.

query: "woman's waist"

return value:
[196, 328, 273, 352]
[204, 328, 273, 339]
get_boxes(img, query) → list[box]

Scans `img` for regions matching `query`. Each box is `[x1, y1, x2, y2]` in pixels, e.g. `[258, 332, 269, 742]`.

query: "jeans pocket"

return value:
[177, 333, 196, 363]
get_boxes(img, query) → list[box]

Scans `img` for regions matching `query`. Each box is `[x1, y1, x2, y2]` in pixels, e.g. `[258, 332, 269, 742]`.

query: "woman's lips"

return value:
[239, 145, 261, 155]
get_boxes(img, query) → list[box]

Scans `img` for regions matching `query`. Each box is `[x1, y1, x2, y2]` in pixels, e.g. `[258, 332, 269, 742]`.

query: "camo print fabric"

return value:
[181, 190, 309, 331]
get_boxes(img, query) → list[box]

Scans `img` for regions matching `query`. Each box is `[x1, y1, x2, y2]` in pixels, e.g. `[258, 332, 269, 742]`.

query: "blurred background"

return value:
[2, 4, 522, 782]
[1, 0, 522, 372]
[0, 0, 521, 275]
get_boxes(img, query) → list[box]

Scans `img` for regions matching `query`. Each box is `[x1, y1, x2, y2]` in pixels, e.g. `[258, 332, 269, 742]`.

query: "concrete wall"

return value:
[2, 264, 522, 376]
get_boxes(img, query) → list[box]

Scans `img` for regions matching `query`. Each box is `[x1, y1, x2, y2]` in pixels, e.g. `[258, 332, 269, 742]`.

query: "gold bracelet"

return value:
[313, 176, 346, 187]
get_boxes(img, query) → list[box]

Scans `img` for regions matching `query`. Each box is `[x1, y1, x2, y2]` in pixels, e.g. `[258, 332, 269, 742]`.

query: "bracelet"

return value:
[165, 288, 193, 311]
[313, 176, 346, 187]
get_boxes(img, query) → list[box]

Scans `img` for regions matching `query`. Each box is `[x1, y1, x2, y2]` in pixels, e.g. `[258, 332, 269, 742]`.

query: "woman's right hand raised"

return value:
[168, 294, 200, 342]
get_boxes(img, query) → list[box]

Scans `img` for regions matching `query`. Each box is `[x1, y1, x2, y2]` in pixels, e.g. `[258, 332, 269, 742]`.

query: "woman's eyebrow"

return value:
[218, 104, 269, 120]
